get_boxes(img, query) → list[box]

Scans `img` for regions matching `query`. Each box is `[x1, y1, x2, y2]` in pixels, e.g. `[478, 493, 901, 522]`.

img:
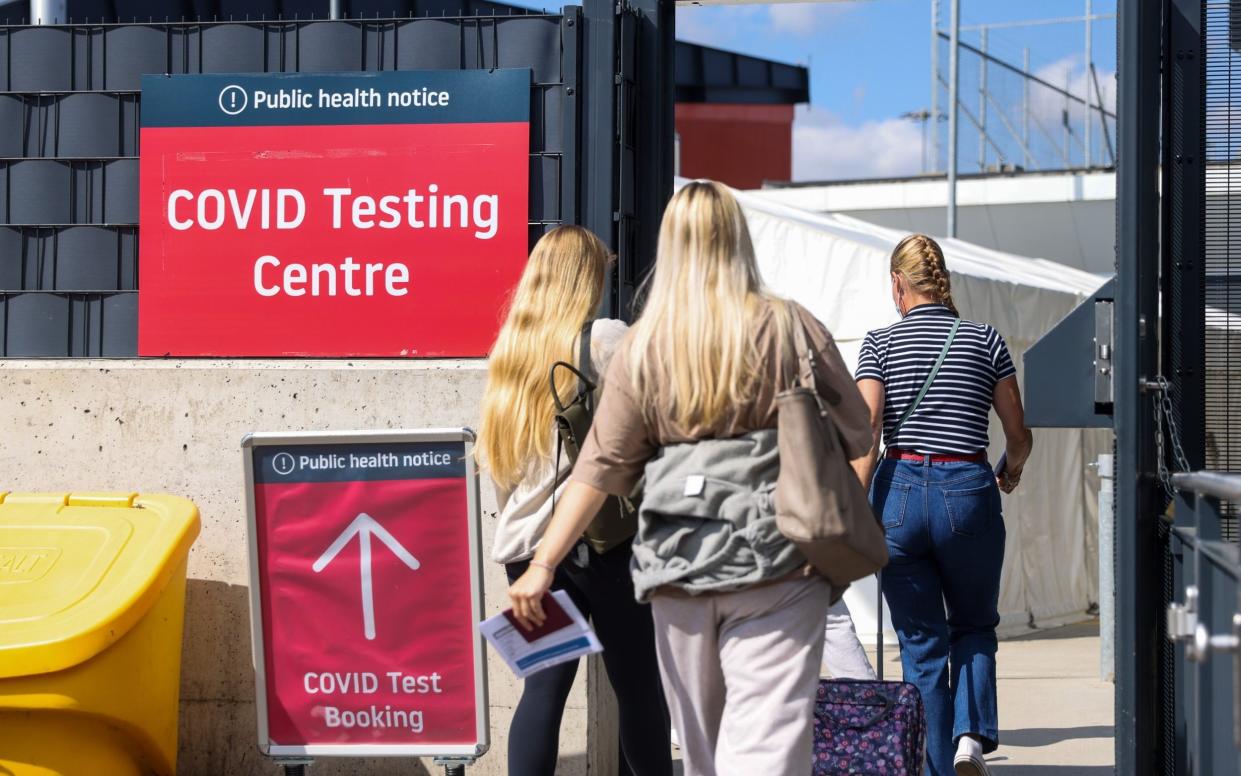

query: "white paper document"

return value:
[479, 589, 603, 678]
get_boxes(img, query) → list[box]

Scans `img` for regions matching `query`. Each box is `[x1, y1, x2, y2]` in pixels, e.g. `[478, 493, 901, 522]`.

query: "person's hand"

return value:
[508, 564, 555, 630]
[998, 466, 1022, 494]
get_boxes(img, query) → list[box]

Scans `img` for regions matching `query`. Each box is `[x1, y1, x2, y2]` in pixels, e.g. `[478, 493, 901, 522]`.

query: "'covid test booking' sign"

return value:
[139, 70, 530, 356]
[242, 430, 487, 758]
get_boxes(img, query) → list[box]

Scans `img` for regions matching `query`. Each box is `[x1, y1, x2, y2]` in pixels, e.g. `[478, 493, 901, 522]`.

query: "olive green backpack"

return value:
[548, 323, 639, 555]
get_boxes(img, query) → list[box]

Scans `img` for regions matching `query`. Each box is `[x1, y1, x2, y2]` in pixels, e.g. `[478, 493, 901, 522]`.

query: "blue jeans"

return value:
[871, 458, 1005, 776]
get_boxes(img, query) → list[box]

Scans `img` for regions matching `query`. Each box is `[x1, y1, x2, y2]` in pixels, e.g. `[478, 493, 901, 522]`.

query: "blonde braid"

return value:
[890, 233, 960, 317]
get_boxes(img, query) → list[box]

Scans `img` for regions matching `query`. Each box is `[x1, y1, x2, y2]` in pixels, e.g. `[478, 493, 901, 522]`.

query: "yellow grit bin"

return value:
[0, 492, 201, 776]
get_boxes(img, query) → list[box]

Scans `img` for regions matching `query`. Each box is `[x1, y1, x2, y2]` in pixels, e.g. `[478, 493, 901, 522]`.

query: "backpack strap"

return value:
[890, 318, 961, 440]
[578, 321, 594, 382]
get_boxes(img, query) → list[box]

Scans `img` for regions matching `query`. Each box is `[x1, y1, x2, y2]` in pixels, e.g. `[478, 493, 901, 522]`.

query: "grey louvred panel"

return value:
[0, 228, 21, 288]
[5, 292, 70, 356]
[296, 22, 363, 71]
[58, 94, 124, 157]
[0, 96, 25, 157]
[55, 227, 131, 290]
[200, 23, 269, 73]
[497, 18, 558, 84]
[103, 161, 140, 225]
[7, 27, 73, 90]
[10, 96, 55, 157]
[105, 26, 169, 89]
[394, 19, 462, 70]
[0, 226, 135, 291]
[3, 162, 72, 225]
[100, 292, 138, 356]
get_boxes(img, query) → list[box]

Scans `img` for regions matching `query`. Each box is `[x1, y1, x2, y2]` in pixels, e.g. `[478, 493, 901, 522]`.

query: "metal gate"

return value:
[1118, 1, 1241, 772]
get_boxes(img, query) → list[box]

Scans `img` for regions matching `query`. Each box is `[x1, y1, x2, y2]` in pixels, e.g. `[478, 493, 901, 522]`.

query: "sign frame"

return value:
[241, 428, 488, 759]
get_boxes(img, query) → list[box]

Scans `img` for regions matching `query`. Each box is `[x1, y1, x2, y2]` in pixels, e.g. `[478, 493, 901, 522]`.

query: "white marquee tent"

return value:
[729, 184, 1112, 640]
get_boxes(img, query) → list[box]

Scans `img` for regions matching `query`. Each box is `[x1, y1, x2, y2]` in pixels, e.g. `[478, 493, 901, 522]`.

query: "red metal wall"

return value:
[675, 103, 795, 190]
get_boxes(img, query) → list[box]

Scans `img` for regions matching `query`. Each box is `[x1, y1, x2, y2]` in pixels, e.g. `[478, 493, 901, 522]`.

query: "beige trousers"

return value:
[650, 575, 832, 776]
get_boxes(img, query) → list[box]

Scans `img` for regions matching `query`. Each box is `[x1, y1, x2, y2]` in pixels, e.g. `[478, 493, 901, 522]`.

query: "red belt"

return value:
[885, 448, 987, 464]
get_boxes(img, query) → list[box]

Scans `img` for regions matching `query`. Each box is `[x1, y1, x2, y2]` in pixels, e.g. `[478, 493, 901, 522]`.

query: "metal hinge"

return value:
[1167, 585, 1199, 641]
[1168, 586, 1241, 663]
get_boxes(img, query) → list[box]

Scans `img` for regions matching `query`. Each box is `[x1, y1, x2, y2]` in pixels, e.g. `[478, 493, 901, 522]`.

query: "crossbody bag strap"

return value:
[890, 317, 961, 439]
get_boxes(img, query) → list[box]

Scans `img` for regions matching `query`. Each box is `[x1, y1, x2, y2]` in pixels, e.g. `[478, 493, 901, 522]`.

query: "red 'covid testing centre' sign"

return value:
[139, 70, 530, 357]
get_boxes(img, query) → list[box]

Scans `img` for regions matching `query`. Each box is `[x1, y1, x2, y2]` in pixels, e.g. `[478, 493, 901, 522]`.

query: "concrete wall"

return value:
[0, 359, 615, 776]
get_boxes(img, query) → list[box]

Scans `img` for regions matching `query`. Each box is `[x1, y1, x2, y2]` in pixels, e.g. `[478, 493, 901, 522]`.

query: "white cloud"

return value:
[675, 3, 851, 49]
[764, 5, 824, 36]
[793, 105, 925, 181]
[1023, 55, 1116, 160]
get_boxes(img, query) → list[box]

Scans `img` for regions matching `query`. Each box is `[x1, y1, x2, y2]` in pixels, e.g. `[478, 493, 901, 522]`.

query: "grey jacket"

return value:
[630, 429, 804, 602]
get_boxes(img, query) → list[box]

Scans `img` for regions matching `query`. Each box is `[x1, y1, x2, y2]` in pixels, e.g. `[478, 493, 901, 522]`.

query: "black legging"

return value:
[504, 543, 672, 776]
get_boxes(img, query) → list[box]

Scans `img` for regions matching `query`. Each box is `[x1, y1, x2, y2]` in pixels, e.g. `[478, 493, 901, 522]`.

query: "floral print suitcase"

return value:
[812, 572, 926, 774]
[812, 678, 926, 774]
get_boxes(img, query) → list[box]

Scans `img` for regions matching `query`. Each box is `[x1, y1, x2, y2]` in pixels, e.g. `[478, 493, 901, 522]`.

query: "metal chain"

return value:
[1152, 375, 1192, 498]
[1153, 387, 1171, 498]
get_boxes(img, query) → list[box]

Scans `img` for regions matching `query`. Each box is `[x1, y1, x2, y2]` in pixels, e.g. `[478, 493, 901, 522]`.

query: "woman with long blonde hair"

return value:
[508, 182, 874, 775]
[476, 225, 671, 776]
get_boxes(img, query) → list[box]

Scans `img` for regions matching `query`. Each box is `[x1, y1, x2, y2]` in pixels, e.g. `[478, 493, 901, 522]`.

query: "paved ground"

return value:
[669, 620, 1114, 774]
[866, 620, 1115, 774]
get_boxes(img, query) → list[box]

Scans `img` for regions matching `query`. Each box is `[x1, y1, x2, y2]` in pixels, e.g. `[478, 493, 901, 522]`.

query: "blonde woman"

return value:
[854, 234, 1033, 776]
[508, 182, 873, 775]
[476, 225, 671, 776]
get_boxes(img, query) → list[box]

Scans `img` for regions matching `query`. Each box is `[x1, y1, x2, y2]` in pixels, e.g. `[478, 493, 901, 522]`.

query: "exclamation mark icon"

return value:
[220, 86, 246, 115]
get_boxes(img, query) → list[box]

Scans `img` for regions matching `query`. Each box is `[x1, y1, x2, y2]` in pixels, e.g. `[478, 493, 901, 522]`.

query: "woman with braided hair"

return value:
[853, 234, 1033, 776]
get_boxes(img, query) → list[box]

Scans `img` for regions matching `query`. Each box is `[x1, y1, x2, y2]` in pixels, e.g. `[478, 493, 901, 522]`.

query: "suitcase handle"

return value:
[877, 569, 884, 681]
[819, 686, 897, 731]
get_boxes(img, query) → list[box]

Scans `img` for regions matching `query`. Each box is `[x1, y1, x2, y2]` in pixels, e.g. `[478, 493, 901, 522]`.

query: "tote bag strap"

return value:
[889, 318, 961, 440]
[786, 307, 843, 406]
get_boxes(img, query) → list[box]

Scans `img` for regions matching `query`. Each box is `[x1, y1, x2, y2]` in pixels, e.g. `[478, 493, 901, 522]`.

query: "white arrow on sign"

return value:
[312, 512, 420, 641]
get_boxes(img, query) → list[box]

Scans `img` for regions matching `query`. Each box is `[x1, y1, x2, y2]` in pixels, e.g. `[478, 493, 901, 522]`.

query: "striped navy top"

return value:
[855, 304, 1016, 455]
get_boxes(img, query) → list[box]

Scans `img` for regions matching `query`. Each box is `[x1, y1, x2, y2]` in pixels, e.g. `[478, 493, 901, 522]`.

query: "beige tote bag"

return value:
[774, 316, 888, 588]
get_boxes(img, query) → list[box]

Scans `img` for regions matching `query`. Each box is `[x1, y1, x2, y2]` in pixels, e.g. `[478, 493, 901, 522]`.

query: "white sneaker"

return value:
[953, 735, 990, 776]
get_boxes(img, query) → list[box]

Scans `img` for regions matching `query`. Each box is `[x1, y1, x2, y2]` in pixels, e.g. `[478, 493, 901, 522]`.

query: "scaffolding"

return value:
[923, 2, 1117, 236]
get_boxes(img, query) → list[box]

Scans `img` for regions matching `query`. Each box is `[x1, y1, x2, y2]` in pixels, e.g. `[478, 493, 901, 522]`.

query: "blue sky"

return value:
[506, 0, 1119, 181]
[676, 1, 1117, 126]
[675, 0, 1119, 180]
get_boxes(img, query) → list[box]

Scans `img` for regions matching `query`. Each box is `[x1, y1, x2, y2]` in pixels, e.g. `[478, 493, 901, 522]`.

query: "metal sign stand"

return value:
[276, 758, 313, 775]
[277, 757, 477, 775]
[434, 756, 476, 775]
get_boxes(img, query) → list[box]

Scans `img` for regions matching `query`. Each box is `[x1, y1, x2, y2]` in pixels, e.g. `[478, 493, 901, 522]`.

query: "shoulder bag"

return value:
[548, 322, 639, 555]
[774, 316, 888, 587]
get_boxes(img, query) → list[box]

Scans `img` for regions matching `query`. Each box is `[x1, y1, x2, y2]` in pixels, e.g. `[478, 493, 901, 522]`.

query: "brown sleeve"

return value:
[797, 305, 875, 460]
[569, 343, 657, 496]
